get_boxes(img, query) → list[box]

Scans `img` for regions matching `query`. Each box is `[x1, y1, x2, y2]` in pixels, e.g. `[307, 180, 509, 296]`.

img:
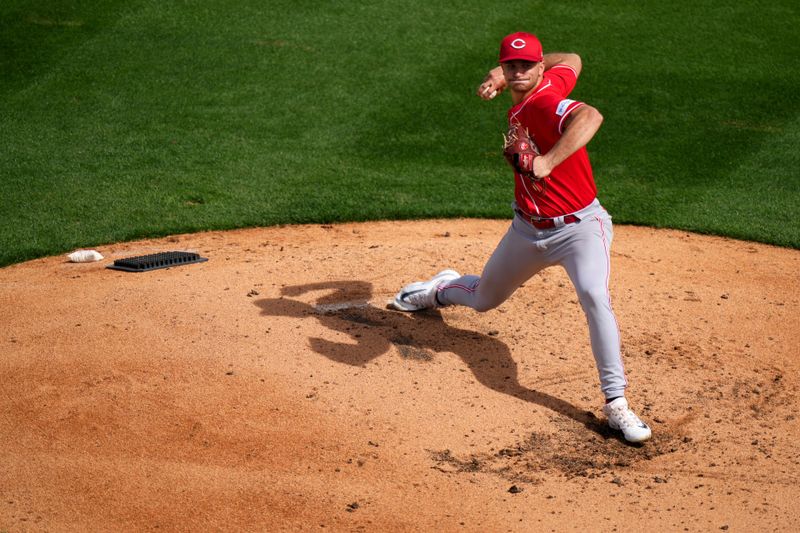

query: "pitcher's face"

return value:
[501, 60, 544, 95]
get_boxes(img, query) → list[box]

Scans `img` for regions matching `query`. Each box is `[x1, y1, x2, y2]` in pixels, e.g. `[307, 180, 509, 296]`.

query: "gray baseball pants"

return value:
[437, 198, 628, 399]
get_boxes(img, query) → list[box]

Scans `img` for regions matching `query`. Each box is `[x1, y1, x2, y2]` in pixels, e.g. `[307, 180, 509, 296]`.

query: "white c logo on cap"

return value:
[511, 38, 526, 49]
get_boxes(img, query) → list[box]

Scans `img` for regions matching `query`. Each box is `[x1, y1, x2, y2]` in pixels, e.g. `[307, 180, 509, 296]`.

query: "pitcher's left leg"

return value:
[561, 213, 627, 400]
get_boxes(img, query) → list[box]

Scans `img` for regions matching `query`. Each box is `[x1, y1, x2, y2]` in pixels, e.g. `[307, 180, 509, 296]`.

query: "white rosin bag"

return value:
[67, 250, 104, 263]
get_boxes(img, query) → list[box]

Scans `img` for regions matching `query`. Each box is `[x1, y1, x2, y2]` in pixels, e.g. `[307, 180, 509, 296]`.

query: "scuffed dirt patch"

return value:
[430, 416, 690, 483]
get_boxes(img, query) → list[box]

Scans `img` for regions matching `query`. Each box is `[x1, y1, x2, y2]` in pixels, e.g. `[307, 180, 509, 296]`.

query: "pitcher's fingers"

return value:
[479, 83, 495, 99]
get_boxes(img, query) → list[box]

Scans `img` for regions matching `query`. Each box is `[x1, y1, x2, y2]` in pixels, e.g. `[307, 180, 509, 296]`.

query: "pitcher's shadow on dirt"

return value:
[255, 280, 612, 438]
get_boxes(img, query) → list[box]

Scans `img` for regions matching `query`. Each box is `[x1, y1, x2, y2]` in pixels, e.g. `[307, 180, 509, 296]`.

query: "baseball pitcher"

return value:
[391, 32, 652, 443]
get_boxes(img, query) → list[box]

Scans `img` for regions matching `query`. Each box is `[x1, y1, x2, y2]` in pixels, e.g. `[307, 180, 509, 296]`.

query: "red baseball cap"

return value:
[499, 32, 543, 63]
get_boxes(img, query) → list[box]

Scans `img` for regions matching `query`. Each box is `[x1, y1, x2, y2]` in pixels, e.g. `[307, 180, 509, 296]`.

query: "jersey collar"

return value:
[509, 79, 551, 124]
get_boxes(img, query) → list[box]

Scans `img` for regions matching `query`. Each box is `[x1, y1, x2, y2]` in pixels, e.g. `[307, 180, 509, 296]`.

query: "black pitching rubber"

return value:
[107, 251, 208, 272]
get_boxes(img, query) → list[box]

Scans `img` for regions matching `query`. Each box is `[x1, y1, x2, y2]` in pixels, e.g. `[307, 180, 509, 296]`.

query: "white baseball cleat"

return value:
[391, 270, 461, 312]
[603, 397, 652, 443]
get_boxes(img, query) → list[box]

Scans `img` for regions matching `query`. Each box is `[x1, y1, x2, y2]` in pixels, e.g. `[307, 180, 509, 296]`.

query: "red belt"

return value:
[515, 209, 580, 229]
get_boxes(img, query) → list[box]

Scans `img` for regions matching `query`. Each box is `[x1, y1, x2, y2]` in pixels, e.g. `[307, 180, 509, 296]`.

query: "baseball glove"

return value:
[503, 123, 545, 191]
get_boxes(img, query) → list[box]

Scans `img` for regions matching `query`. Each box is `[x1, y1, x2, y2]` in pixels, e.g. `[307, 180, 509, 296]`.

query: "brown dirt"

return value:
[1, 219, 799, 532]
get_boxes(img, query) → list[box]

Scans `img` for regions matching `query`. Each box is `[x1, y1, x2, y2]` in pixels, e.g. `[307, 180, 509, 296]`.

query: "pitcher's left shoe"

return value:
[603, 397, 652, 443]
[391, 270, 461, 312]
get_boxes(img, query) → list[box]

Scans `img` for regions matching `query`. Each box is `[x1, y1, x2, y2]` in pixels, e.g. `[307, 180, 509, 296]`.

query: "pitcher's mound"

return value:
[1, 220, 798, 531]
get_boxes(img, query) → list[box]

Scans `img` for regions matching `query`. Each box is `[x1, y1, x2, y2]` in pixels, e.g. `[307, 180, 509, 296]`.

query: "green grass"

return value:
[2, 0, 799, 266]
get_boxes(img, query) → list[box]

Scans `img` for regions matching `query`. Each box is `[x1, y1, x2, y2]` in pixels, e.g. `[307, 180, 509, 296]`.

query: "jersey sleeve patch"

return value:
[556, 99, 576, 117]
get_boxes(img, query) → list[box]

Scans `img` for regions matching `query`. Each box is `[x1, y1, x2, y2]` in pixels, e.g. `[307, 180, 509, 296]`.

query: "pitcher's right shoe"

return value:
[602, 397, 652, 443]
[391, 270, 461, 312]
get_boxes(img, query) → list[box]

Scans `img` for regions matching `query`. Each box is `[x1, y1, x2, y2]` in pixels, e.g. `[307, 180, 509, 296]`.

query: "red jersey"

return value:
[507, 65, 597, 218]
